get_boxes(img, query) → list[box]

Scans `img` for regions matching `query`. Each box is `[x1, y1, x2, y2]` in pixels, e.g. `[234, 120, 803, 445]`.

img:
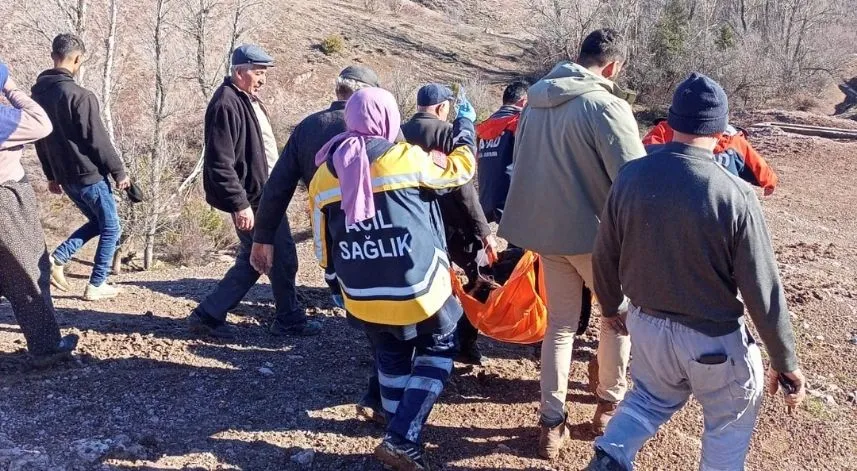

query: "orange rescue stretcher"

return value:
[450, 251, 548, 345]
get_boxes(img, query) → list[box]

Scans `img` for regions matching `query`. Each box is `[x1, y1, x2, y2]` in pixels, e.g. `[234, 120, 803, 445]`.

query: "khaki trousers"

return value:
[540, 254, 630, 424]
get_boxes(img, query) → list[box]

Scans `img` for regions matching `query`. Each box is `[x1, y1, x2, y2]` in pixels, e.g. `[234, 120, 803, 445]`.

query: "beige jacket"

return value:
[498, 62, 645, 255]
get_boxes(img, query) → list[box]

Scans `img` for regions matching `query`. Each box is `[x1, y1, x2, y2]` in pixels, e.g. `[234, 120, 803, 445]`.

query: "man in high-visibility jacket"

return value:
[644, 119, 778, 196]
[310, 87, 477, 471]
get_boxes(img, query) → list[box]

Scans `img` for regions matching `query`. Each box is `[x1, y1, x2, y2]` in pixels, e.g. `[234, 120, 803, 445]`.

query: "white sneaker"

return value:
[83, 283, 122, 301]
[50, 256, 71, 292]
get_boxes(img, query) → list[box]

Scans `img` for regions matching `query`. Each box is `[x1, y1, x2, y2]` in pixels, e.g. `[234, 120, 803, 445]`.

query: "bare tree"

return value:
[60, 0, 90, 80]
[386, 68, 423, 118]
[525, 0, 605, 72]
[177, 0, 263, 195]
[143, 0, 174, 269]
[100, 0, 119, 144]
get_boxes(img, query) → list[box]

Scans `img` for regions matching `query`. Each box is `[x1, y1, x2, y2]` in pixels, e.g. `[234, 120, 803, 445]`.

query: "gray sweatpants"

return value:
[0, 179, 62, 355]
[595, 305, 764, 470]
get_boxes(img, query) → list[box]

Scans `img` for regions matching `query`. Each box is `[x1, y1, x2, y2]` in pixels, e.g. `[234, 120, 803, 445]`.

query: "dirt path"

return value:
[2, 129, 856, 470]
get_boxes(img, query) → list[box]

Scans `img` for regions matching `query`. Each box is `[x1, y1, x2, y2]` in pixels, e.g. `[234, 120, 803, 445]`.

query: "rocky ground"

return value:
[2, 114, 857, 470]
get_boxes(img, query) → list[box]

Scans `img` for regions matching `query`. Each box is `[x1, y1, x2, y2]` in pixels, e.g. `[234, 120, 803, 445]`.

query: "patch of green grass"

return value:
[803, 397, 833, 421]
[320, 35, 345, 56]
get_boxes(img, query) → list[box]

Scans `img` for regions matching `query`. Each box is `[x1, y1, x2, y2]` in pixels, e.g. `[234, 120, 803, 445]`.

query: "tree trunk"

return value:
[101, 0, 119, 144]
[75, 0, 89, 81]
[178, 0, 260, 196]
[144, 0, 169, 271]
[144, 233, 155, 270]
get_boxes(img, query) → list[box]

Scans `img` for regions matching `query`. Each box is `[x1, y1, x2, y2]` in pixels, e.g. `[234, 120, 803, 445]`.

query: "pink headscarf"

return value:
[315, 88, 401, 225]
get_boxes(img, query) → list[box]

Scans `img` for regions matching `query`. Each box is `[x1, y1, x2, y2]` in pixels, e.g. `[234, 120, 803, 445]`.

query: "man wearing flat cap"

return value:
[401, 83, 497, 366]
[248, 65, 382, 336]
[189, 44, 320, 338]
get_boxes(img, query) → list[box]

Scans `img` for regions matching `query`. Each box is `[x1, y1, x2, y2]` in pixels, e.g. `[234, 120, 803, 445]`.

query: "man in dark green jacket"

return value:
[500, 29, 646, 458]
[250, 65, 380, 336]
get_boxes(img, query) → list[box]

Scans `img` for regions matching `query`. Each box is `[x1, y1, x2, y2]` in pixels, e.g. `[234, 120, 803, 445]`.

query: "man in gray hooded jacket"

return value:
[499, 29, 646, 459]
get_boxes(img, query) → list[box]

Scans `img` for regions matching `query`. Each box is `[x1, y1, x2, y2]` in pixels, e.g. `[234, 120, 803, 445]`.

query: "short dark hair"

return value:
[502, 80, 530, 105]
[578, 29, 626, 68]
[52, 34, 86, 59]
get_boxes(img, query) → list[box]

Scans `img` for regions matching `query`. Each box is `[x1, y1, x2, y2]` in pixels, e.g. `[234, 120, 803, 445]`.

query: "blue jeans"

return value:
[53, 179, 122, 287]
[594, 306, 764, 471]
[197, 214, 304, 326]
[364, 320, 459, 444]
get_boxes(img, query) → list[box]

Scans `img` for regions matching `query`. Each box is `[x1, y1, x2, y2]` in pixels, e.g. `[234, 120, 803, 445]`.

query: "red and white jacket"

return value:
[643, 120, 778, 192]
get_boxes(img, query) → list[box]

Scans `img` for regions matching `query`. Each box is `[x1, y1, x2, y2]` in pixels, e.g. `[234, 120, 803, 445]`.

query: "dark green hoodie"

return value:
[499, 62, 645, 255]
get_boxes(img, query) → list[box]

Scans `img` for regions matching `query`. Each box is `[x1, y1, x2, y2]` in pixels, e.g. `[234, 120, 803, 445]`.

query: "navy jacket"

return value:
[254, 101, 347, 244]
[310, 118, 477, 328]
[400, 113, 491, 245]
[476, 105, 521, 223]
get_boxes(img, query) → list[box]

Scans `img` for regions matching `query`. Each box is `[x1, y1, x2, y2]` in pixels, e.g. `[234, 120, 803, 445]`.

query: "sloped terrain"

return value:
[2, 116, 856, 470]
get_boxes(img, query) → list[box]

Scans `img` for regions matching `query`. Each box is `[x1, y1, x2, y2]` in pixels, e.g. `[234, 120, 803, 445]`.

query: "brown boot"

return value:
[538, 416, 569, 460]
[592, 399, 618, 435]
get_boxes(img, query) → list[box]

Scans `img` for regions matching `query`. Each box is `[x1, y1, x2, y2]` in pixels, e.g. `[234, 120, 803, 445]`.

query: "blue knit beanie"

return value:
[668, 73, 728, 136]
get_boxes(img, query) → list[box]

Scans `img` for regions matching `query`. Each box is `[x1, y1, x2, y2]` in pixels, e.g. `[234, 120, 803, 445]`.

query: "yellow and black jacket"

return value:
[310, 118, 477, 326]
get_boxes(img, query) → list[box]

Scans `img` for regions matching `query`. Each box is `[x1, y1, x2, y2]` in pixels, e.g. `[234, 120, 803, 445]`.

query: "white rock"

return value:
[258, 367, 274, 376]
[815, 335, 825, 342]
[290, 449, 315, 467]
[263, 362, 274, 368]
[71, 439, 112, 463]
[824, 395, 837, 407]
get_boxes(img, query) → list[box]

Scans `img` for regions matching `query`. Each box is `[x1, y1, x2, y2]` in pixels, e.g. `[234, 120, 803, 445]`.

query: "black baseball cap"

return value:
[417, 83, 454, 107]
[339, 65, 380, 87]
[232, 44, 275, 67]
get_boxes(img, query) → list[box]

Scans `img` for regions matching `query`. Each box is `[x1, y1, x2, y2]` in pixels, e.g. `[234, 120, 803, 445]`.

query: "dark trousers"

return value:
[197, 214, 304, 326]
[447, 233, 481, 349]
[0, 180, 62, 355]
[365, 322, 459, 444]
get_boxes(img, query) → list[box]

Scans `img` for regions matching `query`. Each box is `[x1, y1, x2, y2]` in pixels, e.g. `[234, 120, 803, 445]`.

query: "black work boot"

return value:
[187, 310, 236, 340]
[586, 447, 627, 471]
[30, 334, 79, 368]
[456, 341, 485, 366]
[268, 318, 322, 337]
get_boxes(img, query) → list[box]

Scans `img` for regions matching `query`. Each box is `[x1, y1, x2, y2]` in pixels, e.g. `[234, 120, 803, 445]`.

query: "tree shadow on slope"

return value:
[0, 304, 596, 470]
[0, 333, 382, 470]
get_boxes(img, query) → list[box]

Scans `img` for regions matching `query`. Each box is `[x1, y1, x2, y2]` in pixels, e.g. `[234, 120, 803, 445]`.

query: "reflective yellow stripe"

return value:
[342, 268, 453, 325]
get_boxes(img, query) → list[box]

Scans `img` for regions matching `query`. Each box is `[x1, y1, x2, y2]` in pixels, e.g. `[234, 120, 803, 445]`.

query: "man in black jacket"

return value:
[401, 83, 497, 364]
[188, 44, 320, 339]
[32, 34, 130, 302]
[249, 65, 380, 335]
